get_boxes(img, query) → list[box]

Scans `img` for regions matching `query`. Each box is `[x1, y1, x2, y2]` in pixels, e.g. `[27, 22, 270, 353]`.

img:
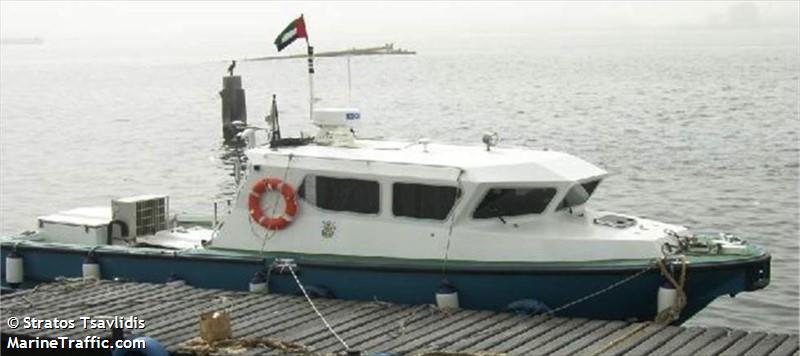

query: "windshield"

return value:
[473, 188, 557, 219]
[557, 180, 601, 210]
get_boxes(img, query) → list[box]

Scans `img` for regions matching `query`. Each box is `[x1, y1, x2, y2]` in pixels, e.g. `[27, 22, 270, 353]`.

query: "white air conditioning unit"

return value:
[112, 195, 169, 238]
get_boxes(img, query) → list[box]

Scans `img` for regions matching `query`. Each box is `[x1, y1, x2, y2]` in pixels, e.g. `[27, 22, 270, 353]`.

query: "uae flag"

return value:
[274, 15, 308, 52]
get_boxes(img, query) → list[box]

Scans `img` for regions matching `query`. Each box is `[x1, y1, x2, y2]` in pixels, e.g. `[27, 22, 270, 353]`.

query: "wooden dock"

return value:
[1, 279, 797, 355]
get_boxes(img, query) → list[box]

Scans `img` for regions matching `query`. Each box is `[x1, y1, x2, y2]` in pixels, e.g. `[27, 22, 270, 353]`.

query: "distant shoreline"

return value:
[0, 37, 44, 46]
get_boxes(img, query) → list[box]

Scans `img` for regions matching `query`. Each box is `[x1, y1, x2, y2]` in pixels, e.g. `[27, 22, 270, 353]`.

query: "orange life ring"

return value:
[248, 177, 297, 230]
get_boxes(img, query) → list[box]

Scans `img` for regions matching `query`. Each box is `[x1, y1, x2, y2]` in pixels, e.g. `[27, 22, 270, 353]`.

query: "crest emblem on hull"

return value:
[321, 220, 336, 239]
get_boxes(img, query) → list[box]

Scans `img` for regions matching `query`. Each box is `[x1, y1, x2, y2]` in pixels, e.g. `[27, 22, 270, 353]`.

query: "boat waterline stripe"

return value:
[0, 242, 770, 274]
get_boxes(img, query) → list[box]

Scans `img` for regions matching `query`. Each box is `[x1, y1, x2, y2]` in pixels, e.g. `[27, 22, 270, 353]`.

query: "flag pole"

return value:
[306, 38, 314, 122]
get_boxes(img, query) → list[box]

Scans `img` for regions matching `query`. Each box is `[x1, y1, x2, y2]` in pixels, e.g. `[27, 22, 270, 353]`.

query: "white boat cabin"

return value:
[212, 137, 684, 263]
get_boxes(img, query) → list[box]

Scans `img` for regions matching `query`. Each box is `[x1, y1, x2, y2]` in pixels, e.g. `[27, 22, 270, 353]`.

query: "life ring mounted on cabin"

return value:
[248, 177, 297, 230]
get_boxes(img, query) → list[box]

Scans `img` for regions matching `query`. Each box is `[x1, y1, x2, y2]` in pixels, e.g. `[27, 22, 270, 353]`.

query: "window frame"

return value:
[297, 174, 382, 216]
[556, 179, 602, 211]
[470, 185, 560, 220]
[390, 181, 461, 222]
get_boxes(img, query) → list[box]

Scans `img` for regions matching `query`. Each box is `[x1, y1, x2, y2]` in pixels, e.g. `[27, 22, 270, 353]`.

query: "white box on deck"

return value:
[112, 194, 169, 237]
[38, 207, 112, 245]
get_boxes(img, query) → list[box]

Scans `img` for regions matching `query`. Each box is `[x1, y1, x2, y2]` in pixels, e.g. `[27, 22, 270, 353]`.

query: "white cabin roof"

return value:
[247, 140, 607, 183]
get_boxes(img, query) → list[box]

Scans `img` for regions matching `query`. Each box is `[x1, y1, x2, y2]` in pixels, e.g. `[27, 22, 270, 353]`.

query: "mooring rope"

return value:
[586, 321, 651, 356]
[285, 264, 350, 351]
[543, 259, 658, 317]
[440, 168, 465, 279]
[179, 336, 312, 355]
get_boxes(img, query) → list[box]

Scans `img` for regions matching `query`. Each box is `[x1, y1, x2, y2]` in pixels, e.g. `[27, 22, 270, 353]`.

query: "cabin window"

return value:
[557, 180, 601, 211]
[298, 175, 380, 214]
[393, 183, 459, 220]
[473, 187, 557, 219]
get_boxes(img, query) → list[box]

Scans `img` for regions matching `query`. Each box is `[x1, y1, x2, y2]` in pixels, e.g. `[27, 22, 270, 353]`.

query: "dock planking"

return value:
[1, 279, 797, 355]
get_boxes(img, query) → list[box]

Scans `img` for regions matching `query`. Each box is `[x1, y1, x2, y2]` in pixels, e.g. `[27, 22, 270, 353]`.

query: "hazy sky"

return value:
[2, 1, 798, 41]
[1, 1, 797, 61]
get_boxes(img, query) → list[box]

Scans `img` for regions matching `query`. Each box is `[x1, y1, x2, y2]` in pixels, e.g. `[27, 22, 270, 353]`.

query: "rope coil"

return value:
[655, 256, 688, 324]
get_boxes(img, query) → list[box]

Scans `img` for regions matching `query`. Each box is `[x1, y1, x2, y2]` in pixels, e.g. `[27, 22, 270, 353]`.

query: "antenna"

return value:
[347, 56, 352, 104]
[267, 94, 281, 145]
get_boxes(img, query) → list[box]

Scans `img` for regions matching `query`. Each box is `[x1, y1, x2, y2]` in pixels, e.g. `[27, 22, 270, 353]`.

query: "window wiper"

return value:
[488, 205, 507, 224]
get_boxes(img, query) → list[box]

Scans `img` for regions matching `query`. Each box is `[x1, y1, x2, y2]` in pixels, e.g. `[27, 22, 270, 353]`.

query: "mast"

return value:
[268, 94, 280, 145]
[306, 40, 315, 122]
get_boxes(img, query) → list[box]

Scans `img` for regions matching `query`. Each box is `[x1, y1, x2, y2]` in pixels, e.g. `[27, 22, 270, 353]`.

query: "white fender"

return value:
[435, 281, 460, 309]
[82, 255, 101, 280]
[657, 284, 678, 315]
[249, 271, 267, 293]
[5, 252, 23, 286]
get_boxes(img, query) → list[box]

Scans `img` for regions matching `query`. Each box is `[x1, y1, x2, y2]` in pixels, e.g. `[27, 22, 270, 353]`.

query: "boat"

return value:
[248, 43, 416, 61]
[0, 82, 770, 326]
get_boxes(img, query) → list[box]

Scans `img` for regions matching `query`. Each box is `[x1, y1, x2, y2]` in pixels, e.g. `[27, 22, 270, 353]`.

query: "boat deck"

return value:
[1, 279, 797, 355]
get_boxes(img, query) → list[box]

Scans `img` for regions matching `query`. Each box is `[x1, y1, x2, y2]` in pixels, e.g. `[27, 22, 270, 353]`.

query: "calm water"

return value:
[1, 29, 798, 333]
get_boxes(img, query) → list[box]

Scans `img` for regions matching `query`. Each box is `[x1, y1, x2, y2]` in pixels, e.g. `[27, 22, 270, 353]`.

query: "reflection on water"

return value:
[215, 142, 245, 200]
[1, 30, 798, 333]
